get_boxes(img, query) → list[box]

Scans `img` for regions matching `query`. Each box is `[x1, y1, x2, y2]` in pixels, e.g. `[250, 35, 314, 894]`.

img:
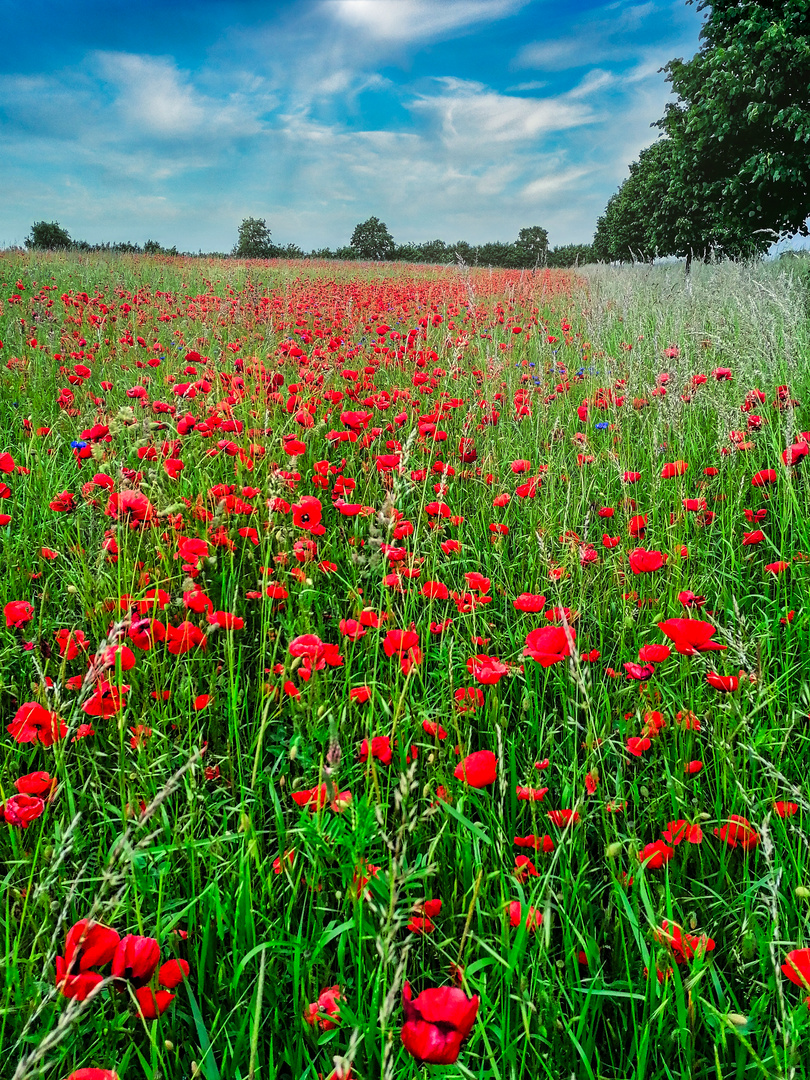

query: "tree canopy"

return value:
[594, 0, 810, 262]
[233, 217, 275, 259]
[25, 221, 71, 250]
[350, 217, 395, 260]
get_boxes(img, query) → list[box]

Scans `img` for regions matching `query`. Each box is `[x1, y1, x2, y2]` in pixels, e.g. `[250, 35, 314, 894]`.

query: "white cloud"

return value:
[567, 69, 614, 98]
[408, 78, 593, 156]
[93, 52, 265, 141]
[327, 0, 527, 43]
[521, 167, 590, 199]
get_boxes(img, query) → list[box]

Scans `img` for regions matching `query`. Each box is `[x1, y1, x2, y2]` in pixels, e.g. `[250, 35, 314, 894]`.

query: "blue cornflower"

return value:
[595, 422, 609, 431]
[70, 440, 87, 449]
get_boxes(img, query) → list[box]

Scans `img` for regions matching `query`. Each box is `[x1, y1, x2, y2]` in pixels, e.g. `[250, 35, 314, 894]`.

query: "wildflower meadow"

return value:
[2, 251, 810, 1080]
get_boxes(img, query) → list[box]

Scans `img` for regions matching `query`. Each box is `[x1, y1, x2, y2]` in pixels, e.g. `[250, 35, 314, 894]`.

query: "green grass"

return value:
[1, 252, 809, 1080]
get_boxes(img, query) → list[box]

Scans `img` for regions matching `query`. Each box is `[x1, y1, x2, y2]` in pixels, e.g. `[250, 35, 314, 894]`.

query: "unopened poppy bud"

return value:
[43, 845, 53, 860]
[66, 585, 78, 595]
[606, 842, 622, 858]
[164, 1039, 174, 1051]
[795, 886, 810, 900]
[640, 786, 649, 798]
[317, 703, 328, 718]
[305, 577, 313, 587]
[727, 1014, 747, 1027]
[289, 744, 298, 760]
[698, 812, 711, 821]
[522, 696, 530, 712]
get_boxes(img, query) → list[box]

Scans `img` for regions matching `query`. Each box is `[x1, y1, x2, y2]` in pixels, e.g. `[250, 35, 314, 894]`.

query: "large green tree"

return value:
[233, 217, 276, 258]
[350, 217, 395, 260]
[514, 225, 549, 267]
[658, 0, 810, 256]
[25, 221, 71, 249]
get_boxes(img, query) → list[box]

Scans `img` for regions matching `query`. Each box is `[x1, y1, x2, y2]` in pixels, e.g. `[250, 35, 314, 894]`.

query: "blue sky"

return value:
[0, 0, 706, 252]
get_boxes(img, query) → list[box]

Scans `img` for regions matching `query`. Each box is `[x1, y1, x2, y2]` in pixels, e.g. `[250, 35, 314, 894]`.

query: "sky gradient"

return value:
[0, 0, 706, 253]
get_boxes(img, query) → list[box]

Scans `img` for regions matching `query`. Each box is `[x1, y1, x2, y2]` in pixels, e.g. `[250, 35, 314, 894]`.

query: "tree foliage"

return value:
[350, 217, 395, 260]
[233, 217, 275, 259]
[595, 0, 810, 263]
[25, 221, 71, 250]
[658, 0, 810, 254]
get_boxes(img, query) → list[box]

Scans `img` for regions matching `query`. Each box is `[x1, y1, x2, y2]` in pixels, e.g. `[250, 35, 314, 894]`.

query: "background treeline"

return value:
[23, 218, 594, 268]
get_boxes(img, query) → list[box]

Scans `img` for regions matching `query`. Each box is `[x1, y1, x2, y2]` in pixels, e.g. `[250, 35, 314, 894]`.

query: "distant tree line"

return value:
[593, 0, 810, 266]
[232, 215, 594, 267]
[25, 221, 179, 256]
[23, 214, 595, 267]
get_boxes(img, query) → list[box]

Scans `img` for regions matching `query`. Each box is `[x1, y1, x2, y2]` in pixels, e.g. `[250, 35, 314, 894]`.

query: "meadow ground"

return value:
[1, 252, 810, 1080]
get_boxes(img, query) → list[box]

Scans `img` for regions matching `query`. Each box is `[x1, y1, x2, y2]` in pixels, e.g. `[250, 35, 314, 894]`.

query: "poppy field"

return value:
[2, 252, 810, 1080]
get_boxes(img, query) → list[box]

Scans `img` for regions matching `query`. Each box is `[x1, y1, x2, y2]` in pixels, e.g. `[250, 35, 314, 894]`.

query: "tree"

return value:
[592, 139, 689, 262]
[515, 225, 549, 267]
[26, 221, 71, 250]
[233, 217, 276, 259]
[656, 0, 810, 257]
[350, 217, 395, 260]
[547, 243, 595, 268]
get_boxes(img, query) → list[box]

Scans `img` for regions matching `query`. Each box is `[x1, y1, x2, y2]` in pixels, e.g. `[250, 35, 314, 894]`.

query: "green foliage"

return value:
[350, 216, 396, 260]
[25, 220, 71, 249]
[233, 216, 276, 259]
[658, 0, 810, 253]
[546, 243, 595, 268]
[515, 225, 550, 266]
[596, 0, 810, 263]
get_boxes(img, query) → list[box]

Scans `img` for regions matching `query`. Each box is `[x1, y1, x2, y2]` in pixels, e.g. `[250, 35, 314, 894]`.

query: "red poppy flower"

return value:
[765, 561, 789, 575]
[638, 643, 670, 663]
[112, 935, 160, 987]
[1, 792, 45, 828]
[516, 786, 548, 801]
[774, 801, 799, 818]
[626, 734, 652, 757]
[751, 469, 777, 487]
[628, 548, 668, 574]
[7, 702, 66, 746]
[523, 626, 574, 667]
[166, 622, 207, 655]
[63, 1070, 119, 1080]
[56, 920, 120, 1000]
[509, 900, 543, 932]
[714, 814, 759, 850]
[661, 461, 688, 478]
[400, 981, 479, 1065]
[358, 736, 392, 765]
[513, 592, 546, 612]
[82, 681, 129, 718]
[14, 770, 56, 797]
[640, 839, 674, 869]
[654, 920, 715, 964]
[685, 760, 704, 775]
[349, 686, 371, 703]
[454, 750, 497, 787]
[304, 984, 344, 1031]
[134, 986, 175, 1019]
[291, 495, 325, 535]
[657, 618, 726, 655]
[422, 718, 448, 739]
[628, 513, 648, 536]
[706, 672, 739, 692]
[4, 600, 33, 628]
[782, 949, 810, 990]
[662, 820, 703, 845]
[546, 808, 579, 827]
[514, 833, 555, 852]
[467, 654, 509, 684]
